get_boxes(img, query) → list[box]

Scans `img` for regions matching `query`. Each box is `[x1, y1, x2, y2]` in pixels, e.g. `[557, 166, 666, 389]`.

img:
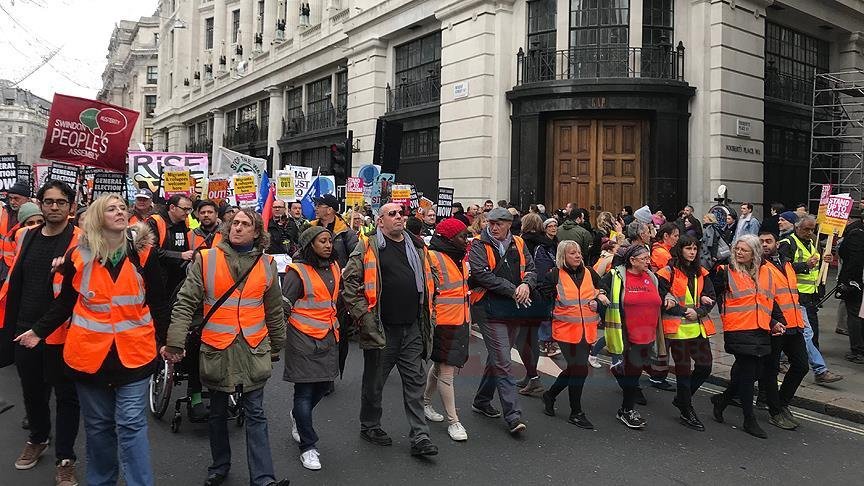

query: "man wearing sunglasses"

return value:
[343, 202, 439, 457]
[148, 194, 193, 294]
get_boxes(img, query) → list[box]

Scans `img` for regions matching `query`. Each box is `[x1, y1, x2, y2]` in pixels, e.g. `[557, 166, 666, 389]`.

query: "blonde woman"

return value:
[588, 211, 623, 265]
[16, 194, 170, 486]
[469, 211, 488, 237]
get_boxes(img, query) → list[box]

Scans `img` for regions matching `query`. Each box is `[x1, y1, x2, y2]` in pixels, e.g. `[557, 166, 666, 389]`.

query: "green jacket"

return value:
[167, 241, 286, 393]
[342, 232, 437, 357]
[558, 220, 593, 255]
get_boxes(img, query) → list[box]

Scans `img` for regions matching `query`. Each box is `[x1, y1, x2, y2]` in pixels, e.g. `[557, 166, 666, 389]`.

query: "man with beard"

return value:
[187, 200, 222, 251]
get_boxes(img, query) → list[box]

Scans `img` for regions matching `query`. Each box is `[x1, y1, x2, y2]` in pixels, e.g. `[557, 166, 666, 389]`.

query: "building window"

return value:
[301, 147, 329, 170]
[17, 126, 23, 134]
[226, 109, 236, 129]
[259, 98, 269, 138]
[232, 9, 240, 44]
[197, 121, 209, 143]
[257, 0, 265, 34]
[205, 17, 214, 49]
[765, 22, 829, 105]
[570, 0, 629, 47]
[144, 95, 156, 118]
[307, 76, 332, 114]
[187, 125, 196, 143]
[336, 70, 348, 112]
[642, 0, 673, 47]
[395, 31, 442, 85]
[146, 66, 158, 84]
[144, 127, 153, 146]
[527, 0, 556, 50]
[401, 127, 440, 159]
[239, 102, 258, 131]
[286, 87, 302, 119]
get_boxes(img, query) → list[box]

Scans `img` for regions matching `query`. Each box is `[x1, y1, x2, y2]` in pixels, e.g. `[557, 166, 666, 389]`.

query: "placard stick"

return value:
[818, 232, 835, 285]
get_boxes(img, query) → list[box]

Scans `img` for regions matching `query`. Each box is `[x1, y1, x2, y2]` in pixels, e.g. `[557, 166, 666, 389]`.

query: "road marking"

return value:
[468, 329, 864, 436]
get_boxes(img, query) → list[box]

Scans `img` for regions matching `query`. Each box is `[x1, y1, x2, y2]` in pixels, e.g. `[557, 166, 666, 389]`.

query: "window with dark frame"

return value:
[232, 9, 240, 44]
[197, 120, 208, 143]
[526, 0, 557, 82]
[259, 98, 269, 137]
[144, 95, 156, 118]
[226, 110, 236, 130]
[257, 0, 265, 34]
[286, 87, 303, 119]
[205, 17, 214, 49]
[146, 66, 158, 84]
[394, 31, 442, 86]
[400, 127, 440, 159]
[336, 71, 348, 112]
[306, 77, 332, 114]
[765, 21, 829, 105]
[568, 0, 630, 77]
[642, 0, 673, 47]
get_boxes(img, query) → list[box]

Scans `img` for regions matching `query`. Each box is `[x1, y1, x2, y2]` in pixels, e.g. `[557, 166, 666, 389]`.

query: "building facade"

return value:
[0, 80, 51, 166]
[98, 16, 161, 151]
[145, 0, 864, 218]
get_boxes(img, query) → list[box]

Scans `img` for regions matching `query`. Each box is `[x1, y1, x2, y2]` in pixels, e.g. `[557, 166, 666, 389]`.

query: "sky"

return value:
[0, 0, 158, 101]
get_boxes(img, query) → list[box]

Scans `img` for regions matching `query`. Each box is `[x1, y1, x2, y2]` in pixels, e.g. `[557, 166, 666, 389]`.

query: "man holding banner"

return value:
[780, 215, 831, 349]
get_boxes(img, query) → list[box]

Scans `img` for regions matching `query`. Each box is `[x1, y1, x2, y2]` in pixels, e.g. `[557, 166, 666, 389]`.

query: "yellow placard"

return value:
[276, 172, 295, 201]
[820, 195, 854, 237]
[163, 168, 191, 196]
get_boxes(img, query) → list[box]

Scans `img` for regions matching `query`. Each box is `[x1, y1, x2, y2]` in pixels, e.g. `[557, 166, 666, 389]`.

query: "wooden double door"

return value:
[548, 119, 644, 221]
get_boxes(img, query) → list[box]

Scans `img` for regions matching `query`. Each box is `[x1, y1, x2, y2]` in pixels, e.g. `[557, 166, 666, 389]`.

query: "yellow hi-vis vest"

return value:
[781, 233, 819, 295]
[603, 265, 659, 354]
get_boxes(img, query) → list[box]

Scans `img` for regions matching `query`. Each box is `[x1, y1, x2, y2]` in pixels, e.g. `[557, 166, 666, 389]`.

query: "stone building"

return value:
[144, 0, 864, 217]
[0, 80, 51, 166]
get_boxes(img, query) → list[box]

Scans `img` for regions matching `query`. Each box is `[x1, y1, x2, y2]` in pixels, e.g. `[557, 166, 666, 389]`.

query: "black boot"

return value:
[743, 416, 768, 439]
[541, 392, 556, 417]
[710, 394, 728, 423]
[679, 407, 705, 431]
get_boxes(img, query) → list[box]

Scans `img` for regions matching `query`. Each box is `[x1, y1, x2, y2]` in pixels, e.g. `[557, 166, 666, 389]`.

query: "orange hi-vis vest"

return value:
[468, 236, 526, 305]
[428, 250, 469, 326]
[765, 259, 804, 329]
[551, 268, 601, 344]
[200, 248, 273, 350]
[719, 264, 775, 333]
[187, 228, 223, 251]
[149, 214, 169, 246]
[63, 245, 157, 374]
[288, 262, 341, 340]
[0, 207, 21, 269]
[650, 242, 672, 271]
[656, 266, 717, 338]
[361, 238, 434, 316]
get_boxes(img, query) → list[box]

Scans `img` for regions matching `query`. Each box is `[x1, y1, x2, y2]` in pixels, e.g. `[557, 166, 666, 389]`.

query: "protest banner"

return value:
[128, 151, 208, 198]
[275, 170, 295, 201]
[391, 184, 411, 205]
[371, 173, 395, 214]
[91, 172, 127, 199]
[47, 161, 81, 189]
[233, 173, 258, 209]
[419, 197, 434, 211]
[346, 177, 364, 209]
[15, 163, 32, 194]
[821, 195, 854, 237]
[40, 94, 139, 172]
[207, 179, 230, 206]
[34, 164, 50, 190]
[0, 155, 18, 192]
[436, 187, 454, 218]
[213, 146, 266, 182]
[286, 165, 313, 200]
[337, 185, 347, 213]
[816, 184, 832, 224]
[162, 167, 192, 197]
[409, 185, 419, 210]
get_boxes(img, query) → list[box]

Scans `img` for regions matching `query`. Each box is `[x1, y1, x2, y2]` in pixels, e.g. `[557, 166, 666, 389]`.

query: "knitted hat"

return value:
[17, 202, 42, 224]
[633, 205, 652, 224]
[435, 218, 467, 240]
[779, 211, 798, 225]
[543, 218, 558, 228]
[7, 180, 30, 198]
[298, 226, 328, 250]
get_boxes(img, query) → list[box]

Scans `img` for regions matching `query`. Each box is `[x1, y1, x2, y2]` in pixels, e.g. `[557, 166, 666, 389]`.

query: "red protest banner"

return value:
[40, 94, 139, 172]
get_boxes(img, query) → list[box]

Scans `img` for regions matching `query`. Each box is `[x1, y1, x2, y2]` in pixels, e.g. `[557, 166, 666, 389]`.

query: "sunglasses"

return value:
[385, 209, 405, 217]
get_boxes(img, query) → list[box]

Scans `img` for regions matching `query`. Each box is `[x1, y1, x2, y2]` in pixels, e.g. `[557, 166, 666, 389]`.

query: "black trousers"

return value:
[185, 334, 202, 395]
[15, 343, 79, 462]
[761, 331, 809, 415]
[668, 337, 713, 409]
[514, 325, 539, 379]
[611, 343, 653, 410]
[721, 354, 765, 419]
[547, 340, 590, 415]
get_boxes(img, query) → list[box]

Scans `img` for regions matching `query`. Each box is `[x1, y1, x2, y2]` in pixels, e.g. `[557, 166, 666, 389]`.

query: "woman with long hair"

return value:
[538, 241, 606, 428]
[16, 194, 170, 486]
[656, 235, 716, 431]
[587, 211, 622, 265]
[468, 212, 488, 237]
[710, 234, 783, 438]
[650, 222, 679, 271]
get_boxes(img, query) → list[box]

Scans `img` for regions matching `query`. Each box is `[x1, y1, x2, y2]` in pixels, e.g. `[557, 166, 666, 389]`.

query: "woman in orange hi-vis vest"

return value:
[537, 240, 607, 430]
[423, 218, 472, 442]
[281, 226, 341, 471]
[16, 194, 171, 486]
[710, 234, 785, 439]
[650, 222, 679, 271]
[656, 235, 717, 432]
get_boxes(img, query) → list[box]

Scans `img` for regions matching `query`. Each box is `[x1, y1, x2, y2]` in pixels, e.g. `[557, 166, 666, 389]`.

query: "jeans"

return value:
[359, 322, 430, 444]
[668, 337, 713, 410]
[15, 343, 79, 462]
[762, 331, 809, 415]
[514, 325, 539, 379]
[538, 320, 552, 342]
[611, 343, 652, 410]
[801, 295, 820, 349]
[473, 315, 522, 425]
[801, 305, 828, 375]
[293, 382, 331, 452]
[76, 378, 152, 486]
[209, 387, 276, 486]
[721, 354, 765, 419]
[546, 341, 590, 415]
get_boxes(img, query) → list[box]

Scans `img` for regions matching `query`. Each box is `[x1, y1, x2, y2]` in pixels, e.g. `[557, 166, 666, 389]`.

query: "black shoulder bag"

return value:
[198, 253, 264, 329]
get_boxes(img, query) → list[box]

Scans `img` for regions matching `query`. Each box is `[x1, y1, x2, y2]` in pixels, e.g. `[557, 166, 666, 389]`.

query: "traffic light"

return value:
[330, 134, 352, 183]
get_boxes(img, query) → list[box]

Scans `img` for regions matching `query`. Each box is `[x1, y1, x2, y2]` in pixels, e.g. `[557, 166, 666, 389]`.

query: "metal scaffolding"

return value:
[809, 69, 864, 208]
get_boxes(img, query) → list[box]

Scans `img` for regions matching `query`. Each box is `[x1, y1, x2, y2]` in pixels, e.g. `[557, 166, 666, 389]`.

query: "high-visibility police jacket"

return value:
[603, 265, 659, 354]
[0, 206, 20, 270]
[650, 242, 672, 272]
[656, 265, 716, 339]
[780, 233, 819, 295]
[552, 268, 600, 344]
[200, 247, 274, 350]
[718, 264, 775, 333]
[287, 262, 341, 340]
[427, 250, 469, 326]
[187, 227, 223, 250]
[468, 236, 526, 305]
[765, 258, 805, 329]
[63, 245, 157, 374]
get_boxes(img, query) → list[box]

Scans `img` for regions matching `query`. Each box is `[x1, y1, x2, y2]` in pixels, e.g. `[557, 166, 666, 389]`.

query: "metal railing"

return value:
[281, 105, 347, 137]
[386, 75, 441, 112]
[224, 123, 267, 146]
[516, 43, 686, 85]
[186, 138, 212, 154]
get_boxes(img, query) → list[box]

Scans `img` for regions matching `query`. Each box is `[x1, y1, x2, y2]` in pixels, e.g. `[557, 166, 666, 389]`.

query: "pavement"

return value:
[1, 333, 863, 485]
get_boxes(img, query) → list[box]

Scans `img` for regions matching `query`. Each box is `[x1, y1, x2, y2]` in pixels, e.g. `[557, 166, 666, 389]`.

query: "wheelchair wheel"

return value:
[149, 358, 174, 419]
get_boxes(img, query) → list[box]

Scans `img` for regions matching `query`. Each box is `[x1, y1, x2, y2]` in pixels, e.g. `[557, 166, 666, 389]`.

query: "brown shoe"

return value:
[55, 459, 78, 486]
[14, 440, 49, 470]
[815, 370, 843, 385]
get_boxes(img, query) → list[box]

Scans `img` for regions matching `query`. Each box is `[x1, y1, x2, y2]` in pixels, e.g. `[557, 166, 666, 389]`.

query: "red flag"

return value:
[40, 94, 139, 172]
[261, 182, 275, 231]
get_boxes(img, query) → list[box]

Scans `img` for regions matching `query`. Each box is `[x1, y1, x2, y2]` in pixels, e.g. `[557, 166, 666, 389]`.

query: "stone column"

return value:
[838, 32, 864, 71]
[266, 86, 285, 169]
[287, 0, 300, 34]
[346, 38, 388, 173]
[263, 0, 278, 46]
[211, 108, 225, 153]
[241, 0, 255, 56]
[213, 0, 227, 58]
[436, 0, 517, 204]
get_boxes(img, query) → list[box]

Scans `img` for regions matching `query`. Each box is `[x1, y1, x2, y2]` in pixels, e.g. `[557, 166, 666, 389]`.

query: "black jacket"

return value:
[267, 218, 291, 255]
[712, 263, 784, 357]
[839, 219, 864, 286]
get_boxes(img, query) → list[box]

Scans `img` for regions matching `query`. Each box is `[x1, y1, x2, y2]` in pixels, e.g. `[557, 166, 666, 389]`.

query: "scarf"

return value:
[376, 228, 424, 293]
[485, 227, 512, 256]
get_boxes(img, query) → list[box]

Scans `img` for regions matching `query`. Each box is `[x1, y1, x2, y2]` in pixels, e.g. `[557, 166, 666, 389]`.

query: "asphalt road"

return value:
[1, 334, 863, 486]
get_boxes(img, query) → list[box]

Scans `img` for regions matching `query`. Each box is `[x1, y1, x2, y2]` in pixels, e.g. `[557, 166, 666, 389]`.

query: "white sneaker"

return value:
[424, 404, 445, 422]
[291, 412, 300, 443]
[588, 355, 602, 369]
[300, 449, 321, 470]
[447, 422, 468, 441]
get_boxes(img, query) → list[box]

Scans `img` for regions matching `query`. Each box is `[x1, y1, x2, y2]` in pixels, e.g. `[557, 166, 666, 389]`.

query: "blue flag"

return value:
[257, 171, 271, 212]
